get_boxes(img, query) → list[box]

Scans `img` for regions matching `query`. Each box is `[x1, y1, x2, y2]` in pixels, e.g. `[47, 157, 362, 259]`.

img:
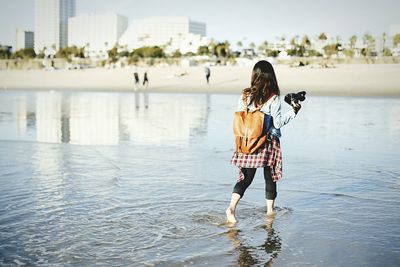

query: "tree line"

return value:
[1, 33, 400, 61]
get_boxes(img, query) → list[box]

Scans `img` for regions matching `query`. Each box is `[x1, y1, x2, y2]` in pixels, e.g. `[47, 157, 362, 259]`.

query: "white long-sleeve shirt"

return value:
[237, 94, 296, 137]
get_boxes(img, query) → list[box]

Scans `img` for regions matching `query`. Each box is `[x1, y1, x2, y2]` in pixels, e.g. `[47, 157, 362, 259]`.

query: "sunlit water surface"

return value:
[0, 91, 399, 266]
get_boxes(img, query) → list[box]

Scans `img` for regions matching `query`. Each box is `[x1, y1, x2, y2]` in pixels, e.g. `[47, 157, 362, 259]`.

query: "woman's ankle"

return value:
[226, 207, 235, 213]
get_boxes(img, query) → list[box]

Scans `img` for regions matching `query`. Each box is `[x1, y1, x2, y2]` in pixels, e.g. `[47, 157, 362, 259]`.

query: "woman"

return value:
[226, 60, 301, 223]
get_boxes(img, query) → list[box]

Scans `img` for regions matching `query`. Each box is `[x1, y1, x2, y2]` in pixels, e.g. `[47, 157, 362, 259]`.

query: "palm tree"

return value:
[290, 37, 297, 47]
[51, 43, 57, 56]
[290, 35, 300, 48]
[258, 41, 269, 55]
[224, 40, 231, 57]
[394, 34, 400, 47]
[208, 38, 216, 57]
[349, 35, 357, 49]
[382, 32, 387, 53]
[318, 33, 328, 56]
[363, 33, 374, 44]
[348, 35, 358, 57]
[362, 33, 375, 57]
[318, 33, 327, 41]
[278, 35, 286, 50]
[224, 40, 230, 50]
[302, 35, 311, 46]
[84, 42, 90, 57]
[249, 42, 256, 50]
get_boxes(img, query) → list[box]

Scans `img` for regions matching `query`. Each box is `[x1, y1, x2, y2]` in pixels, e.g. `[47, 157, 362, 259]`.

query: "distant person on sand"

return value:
[143, 71, 149, 89]
[226, 60, 302, 224]
[133, 72, 140, 91]
[205, 66, 211, 84]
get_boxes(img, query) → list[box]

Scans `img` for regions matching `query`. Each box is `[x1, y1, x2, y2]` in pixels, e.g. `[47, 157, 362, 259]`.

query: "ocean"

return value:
[0, 91, 399, 266]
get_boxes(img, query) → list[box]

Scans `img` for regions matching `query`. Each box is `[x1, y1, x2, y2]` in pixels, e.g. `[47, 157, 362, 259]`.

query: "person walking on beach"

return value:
[205, 66, 211, 84]
[143, 71, 149, 89]
[226, 60, 301, 223]
[133, 72, 140, 91]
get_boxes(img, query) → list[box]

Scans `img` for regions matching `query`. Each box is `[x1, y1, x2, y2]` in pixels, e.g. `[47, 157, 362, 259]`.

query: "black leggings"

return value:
[233, 167, 277, 200]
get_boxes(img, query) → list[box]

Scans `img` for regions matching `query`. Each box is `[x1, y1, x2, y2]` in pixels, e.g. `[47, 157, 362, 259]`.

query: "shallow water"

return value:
[0, 91, 400, 266]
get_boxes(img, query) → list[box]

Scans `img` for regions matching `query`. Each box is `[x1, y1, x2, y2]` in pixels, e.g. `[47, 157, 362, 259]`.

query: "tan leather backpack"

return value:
[233, 94, 274, 154]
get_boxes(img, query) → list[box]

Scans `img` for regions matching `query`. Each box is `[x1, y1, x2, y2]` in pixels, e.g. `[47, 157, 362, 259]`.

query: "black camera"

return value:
[284, 91, 306, 107]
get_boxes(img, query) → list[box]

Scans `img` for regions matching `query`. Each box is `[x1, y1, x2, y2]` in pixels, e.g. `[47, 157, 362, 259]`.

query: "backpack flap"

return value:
[233, 110, 267, 154]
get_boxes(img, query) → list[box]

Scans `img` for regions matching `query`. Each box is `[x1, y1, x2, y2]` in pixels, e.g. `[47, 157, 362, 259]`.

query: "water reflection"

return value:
[133, 91, 149, 109]
[16, 94, 27, 134]
[0, 91, 210, 146]
[227, 216, 282, 266]
[120, 93, 210, 145]
[69, 93, 120, 145]
[261, 216, 282, 266]
[36, 92, 62, 143]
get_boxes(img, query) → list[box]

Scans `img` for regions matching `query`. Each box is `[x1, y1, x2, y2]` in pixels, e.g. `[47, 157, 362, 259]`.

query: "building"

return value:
[34, 0, 76, 54]
[119, 16, 208, 54]
[16, 29, 34, 51]
[68, 13, 128, 58]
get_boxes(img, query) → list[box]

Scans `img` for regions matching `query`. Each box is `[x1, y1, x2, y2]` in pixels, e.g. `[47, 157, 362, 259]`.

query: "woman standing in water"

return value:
[226, 60, 301, 223]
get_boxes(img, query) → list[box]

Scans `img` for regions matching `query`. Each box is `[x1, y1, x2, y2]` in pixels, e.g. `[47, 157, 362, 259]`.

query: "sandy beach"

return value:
[1, 64, 400, 96]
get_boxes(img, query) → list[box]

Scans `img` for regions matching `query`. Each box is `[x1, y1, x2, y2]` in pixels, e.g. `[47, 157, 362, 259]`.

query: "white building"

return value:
[34, 0, 76, 54]
[119, 16, 208, 54]
[15, 29, 34, 51]
[68, 13, 128, 58]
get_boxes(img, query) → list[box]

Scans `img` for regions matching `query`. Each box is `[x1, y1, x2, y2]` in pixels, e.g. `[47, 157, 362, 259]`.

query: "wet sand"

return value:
[1, 64, 400, 96]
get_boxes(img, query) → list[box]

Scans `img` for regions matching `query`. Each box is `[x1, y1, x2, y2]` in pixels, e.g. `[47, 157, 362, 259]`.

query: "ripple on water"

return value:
[1, 94, 400, 266]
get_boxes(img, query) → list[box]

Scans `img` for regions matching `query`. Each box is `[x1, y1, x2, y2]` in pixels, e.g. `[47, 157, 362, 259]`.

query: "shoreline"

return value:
[3, 87, 400, 99]
[1, 64, 400, 97]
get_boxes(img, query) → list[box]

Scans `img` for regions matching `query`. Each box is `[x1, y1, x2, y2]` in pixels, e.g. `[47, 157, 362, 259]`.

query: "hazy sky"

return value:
[1, 0, 399, 48]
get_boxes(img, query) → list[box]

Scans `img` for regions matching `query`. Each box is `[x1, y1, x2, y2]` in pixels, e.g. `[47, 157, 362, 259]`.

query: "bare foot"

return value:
[226, 208, 237, 223]
[266, 210, 276, 217]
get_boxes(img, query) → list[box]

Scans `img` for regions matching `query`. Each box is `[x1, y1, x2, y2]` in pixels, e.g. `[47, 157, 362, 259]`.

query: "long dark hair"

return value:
[242, 60, 280, 107]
